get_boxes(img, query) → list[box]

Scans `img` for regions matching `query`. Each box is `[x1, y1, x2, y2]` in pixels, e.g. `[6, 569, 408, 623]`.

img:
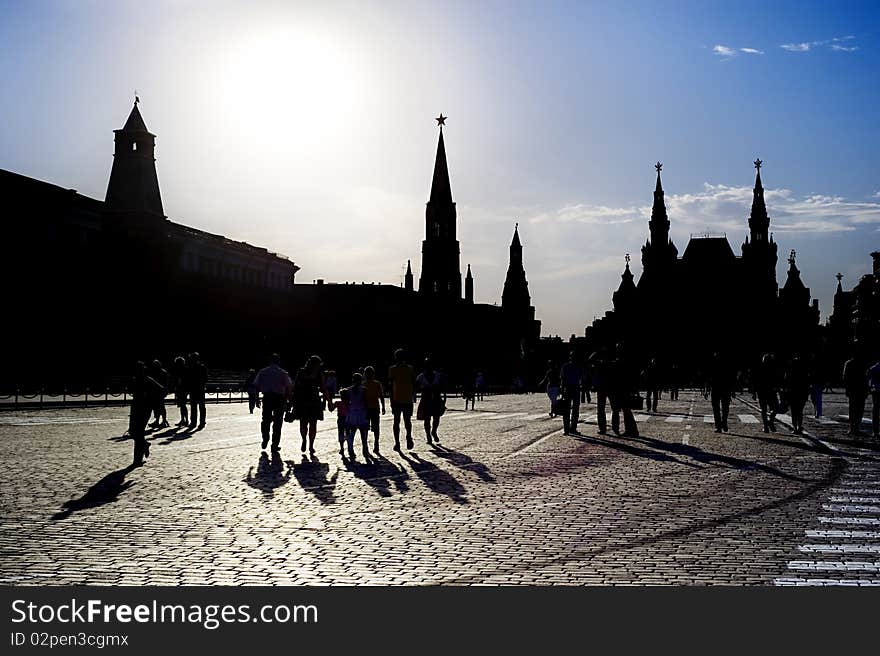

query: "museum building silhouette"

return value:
[582, 161, 821, 373]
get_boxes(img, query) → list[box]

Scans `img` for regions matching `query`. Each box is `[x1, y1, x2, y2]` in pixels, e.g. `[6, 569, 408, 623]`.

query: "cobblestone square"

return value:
[1, 392, 877, 585]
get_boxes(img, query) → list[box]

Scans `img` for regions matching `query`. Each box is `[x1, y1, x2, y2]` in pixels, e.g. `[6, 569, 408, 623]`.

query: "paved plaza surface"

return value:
[0, 391, 877, 586]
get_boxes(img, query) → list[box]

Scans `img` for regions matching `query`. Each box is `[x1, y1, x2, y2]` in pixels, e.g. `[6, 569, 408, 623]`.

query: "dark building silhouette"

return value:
[827, 252, 880, 379]
[579, 160, 820, 375]
[1, 104, 541, 388]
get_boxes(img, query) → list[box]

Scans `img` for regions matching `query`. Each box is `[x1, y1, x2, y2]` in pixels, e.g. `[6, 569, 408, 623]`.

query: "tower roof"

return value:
[749, 158, 769, 226]
[511, 223, 521, 248]
[782, 250, 807, 292]
[429, 126, 453, 204]
[466, 263, 472, 279]
[406, 259, 412, 275]
[120, 102, 150, 134]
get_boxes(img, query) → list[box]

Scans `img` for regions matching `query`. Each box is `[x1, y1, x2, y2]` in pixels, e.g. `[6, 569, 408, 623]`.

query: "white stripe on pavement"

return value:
[774, 578, 880, 586]
[786, 561, 880, 572]
[819, 516, 880, 526]
[822, 504, 880, 514]
[806, 530, 880, 539]
[737, 414, 759, 424]
[664, 416, 684, 423]
[798, 544, 880, 554]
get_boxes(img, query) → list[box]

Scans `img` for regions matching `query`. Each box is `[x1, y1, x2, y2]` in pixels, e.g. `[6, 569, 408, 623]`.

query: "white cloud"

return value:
[712, 45, 737, 57]
[781, 42, 812, 52]
[781, 35, 859, 53]
[529, 203, 639, 225]
[739, 47, 764, 55]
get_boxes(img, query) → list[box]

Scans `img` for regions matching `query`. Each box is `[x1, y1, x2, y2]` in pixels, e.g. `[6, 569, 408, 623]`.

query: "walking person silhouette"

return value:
[756, 353, 779, 433]
[363, 366, 385, 455]
[784, 355, 810, 435]
[560, 352, 583, 432]
[254, 354, 293, 452]
[416, 357, 446, 445]
[709, 352, 733, 433]
[293, 355, 327, 455]
[129, 361, 162, 466]
[388, 349, 416, 451]
[187, 352, 207, 429]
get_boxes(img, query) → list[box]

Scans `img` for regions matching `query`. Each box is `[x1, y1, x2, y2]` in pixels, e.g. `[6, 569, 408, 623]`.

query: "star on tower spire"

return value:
[435, 114, 447, 127]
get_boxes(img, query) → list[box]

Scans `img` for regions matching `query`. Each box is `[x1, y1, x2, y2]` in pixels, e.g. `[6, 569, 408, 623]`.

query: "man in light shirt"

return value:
[254, 353, 293, 452]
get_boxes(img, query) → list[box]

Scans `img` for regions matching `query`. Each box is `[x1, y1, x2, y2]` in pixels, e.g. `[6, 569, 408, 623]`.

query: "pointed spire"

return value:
[404, 259, 414, 292]
[511, 222, 521, 248]
[429, 120, 452, 204]
[466, 263, 472, 279]
[835, 272, 843, 293]
[122, 101, 149, 133]
[406, 259, 412, 275]
[749, 157, 769, 235]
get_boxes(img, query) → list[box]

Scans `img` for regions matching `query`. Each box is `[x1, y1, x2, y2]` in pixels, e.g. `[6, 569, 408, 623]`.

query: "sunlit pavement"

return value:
[0, 391, 877, 585]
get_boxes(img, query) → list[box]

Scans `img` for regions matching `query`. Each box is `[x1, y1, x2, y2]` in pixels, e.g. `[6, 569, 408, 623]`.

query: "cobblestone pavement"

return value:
[0, 391, 877, 585]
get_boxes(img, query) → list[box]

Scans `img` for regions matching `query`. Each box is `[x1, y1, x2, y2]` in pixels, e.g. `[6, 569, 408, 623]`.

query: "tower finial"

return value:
[435, 113, 447, 127]
[754, 158, 762, 171]
[134, 89, 139, 105]
[625, 253, 631, 266]
[655, 161, 662, 174]
[788, 249, 796, 266]
[836, 272, 843, 283]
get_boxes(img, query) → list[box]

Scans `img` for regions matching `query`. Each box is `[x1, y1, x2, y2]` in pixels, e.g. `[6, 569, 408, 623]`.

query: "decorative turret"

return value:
[105, 97, 164, 218]
[613, 254, 637, 311]
[419, 114, 462, 300]
[465, 264, 473, 304]
[404, 259, 414, 291]
[741, 158, 778, 298]
[502, 223, 531, 309]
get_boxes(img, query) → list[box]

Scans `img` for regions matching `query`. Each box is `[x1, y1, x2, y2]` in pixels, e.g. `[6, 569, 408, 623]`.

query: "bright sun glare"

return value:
[219, 29, 360, 152]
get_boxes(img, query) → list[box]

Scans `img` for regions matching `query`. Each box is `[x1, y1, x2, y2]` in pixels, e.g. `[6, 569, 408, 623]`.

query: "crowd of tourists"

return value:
[125, 346, 879, 467]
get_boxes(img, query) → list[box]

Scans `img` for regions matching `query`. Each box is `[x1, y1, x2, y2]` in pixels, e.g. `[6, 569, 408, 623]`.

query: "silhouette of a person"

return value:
[538, 360, 561, 417]
[148, 359, 169, 428]
[172, 356, 189, 427]
[559, 352, 583, 432]
[590, 350, 611, 435]
[129, 361, 162, 466]
[187, 352, 207, 429]
[784, 355, 810, 435]
[642, 358, 661, 413]
[254, 353, 293, 452]
[843, 352, 868, 436]
[388, 349, 416, 451]
[416, 357, 446, 445]
[244, 368, 259, 414]
[293, 355, 326, 454]
[363, 366, 385, 454]
[709, 352, 733, 433]
[756, 353, 779, 433]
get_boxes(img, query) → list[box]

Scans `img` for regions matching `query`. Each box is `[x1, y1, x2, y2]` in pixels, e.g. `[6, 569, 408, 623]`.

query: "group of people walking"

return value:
[247, 349, 448, 464]
[128, 352, 208, 466]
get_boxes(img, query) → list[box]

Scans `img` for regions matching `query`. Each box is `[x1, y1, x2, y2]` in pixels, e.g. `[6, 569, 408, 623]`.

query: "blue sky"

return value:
[1, 0, 878, 335]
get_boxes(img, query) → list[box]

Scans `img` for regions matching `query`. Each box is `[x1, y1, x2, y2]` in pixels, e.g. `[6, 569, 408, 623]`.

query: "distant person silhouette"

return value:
[475, 372, 486, 401]
[172, 356, 189, 426]
[808, 355, 824, 418]
[129, 361, 161, 466]
[388, 349, 416, 451]
[363, 366, 385, 455]
[581, 358, 592, 404]
[187, 352, 207, 429]
[148, 359, 169, 428]
[642, 358, 661, 413]
[343, 372, 373, 462]
[560, 352, 583, 432]
[254, 353, 293, 452]
[868, 356, 880, 439]
[244, 368, 260, 414]
[331, 387, 350, 456]
[293, 355, 326, 455]
[709, 352, 733, 433]
[462, 372, 476, 411]
[784, 356, 810, 435]
[539, 360, 561, 417]
[589, 350, 611, 435]
[756, 353, 779, 433]
[609, 345, 639, 437]
[324, 370, 339, 411]
[669, 363, 679, 401]
[416, 357, 446, 445]
[843, 353, 868, 436]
